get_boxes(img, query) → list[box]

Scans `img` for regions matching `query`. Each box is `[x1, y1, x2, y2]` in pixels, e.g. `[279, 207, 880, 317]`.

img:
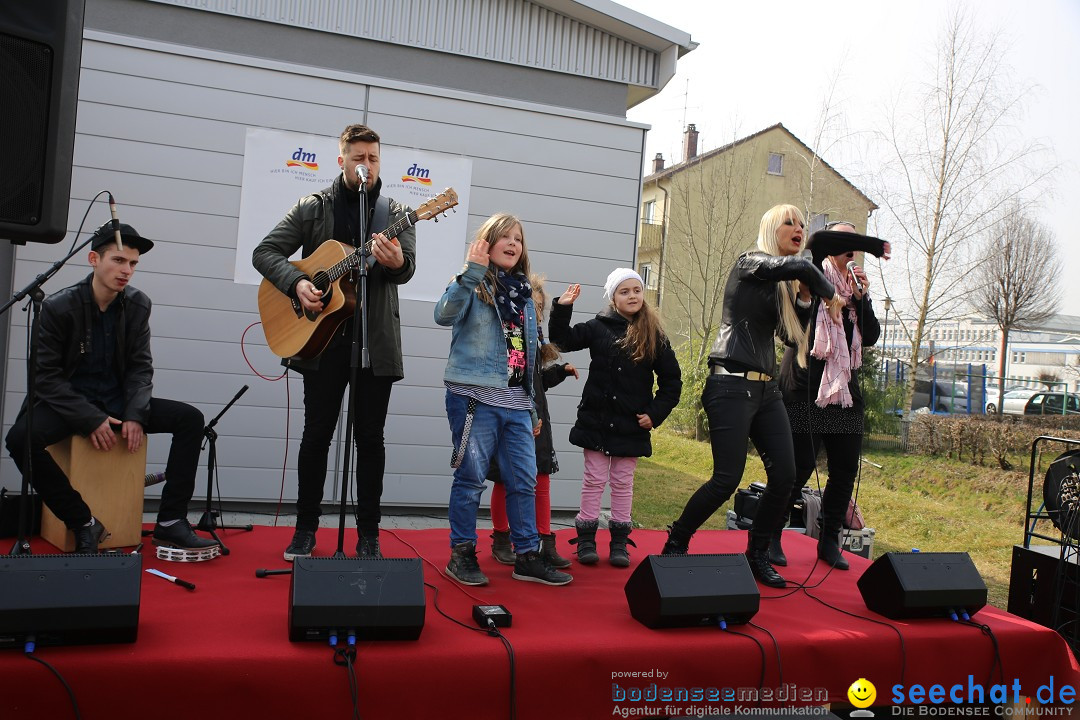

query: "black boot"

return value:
[490, 530, 516, 565]
[768, 528, 788, 567]
[72, 518, 108, 554]
[661, 520, 693, 555]
[540, 533, 572, 569]
[569, 519, 599, 564]
[817, 530, 849, 570]
[608, 521, 636, 568]
[745, 535, 786, 588]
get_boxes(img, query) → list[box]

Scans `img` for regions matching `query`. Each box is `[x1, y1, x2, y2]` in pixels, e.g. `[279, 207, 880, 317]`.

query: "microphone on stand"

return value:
[846, 260, 864, 294]
[107, 193, 123, 252]
[355, 164, 368, 188]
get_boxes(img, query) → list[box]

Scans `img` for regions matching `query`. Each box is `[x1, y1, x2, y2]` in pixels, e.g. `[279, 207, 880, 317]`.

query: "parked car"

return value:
[911, 379, 971, 413]
[985, 385, 1036, 414]
[1024, 392, 1080, 416]
[1000, 389, 1040, 415]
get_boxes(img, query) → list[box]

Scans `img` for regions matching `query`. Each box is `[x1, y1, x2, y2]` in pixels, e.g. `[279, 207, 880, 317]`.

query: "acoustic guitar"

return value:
[257, 187, 458, 359]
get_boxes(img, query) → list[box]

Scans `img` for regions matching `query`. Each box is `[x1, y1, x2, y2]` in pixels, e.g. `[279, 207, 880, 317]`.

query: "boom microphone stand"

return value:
[195, 384, 253, 555]
[1, 231, 100, 555]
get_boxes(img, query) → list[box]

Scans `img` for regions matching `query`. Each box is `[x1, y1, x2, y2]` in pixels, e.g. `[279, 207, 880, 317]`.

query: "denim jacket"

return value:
[434, 261, 537, 419]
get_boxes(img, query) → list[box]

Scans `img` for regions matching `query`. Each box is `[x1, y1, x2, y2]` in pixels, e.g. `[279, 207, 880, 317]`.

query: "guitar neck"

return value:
[326, 210, 418, 282]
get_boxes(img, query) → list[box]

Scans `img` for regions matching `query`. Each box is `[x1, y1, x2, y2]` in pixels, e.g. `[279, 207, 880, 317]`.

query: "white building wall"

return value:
[0, 30, 648, 511]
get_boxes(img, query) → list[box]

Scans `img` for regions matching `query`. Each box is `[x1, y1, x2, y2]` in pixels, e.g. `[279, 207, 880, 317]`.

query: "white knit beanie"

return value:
[603, 268, 643, 301]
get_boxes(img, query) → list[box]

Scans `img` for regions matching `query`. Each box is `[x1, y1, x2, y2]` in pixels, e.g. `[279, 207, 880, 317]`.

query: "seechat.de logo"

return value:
[401, 162, 432, 186]
[285, 147, 319, 171]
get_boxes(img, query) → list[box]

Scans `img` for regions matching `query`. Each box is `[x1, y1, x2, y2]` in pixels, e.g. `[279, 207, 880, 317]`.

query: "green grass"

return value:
[635, 429, 1035, 608]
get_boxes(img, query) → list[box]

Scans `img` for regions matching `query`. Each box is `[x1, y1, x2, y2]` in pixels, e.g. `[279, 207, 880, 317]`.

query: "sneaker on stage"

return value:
[512, 550, 573, 586]
[283, 528, 316, 561]
[152, 518, 221, 550]
[356, 534, 382, 558]
[446, 542, 488, 586]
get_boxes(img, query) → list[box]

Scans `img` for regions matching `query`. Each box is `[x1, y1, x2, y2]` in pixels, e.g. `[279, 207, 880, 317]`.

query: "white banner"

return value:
[233, 127, 472, 302]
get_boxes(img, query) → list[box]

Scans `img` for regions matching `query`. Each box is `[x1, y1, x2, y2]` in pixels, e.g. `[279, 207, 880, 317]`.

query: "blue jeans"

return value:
[445, 391, 538, 553]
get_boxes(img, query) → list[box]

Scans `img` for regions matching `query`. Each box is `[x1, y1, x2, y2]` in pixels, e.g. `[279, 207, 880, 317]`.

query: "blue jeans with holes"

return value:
[445, 391, 538, 553]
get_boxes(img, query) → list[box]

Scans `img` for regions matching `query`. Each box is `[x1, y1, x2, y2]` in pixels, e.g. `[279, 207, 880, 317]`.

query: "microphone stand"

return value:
[195, 384, 253, 555]
[1, 233, 99, 555]
[333, 171, 371, 558]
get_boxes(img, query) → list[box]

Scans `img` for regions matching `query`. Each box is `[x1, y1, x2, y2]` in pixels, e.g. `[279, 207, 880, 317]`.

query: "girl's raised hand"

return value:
[466, 236, 490, 266]
[564, 363, 579, 379]
[557, 284, 581, 305]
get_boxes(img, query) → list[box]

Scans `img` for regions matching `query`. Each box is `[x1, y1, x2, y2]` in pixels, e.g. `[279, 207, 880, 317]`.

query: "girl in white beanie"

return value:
[549, 269, 682, 567]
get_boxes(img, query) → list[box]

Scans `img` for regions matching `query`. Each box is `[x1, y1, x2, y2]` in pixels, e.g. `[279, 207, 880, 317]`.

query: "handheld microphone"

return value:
[846, 260, 864, 294]
[355, 164, 368, 187]
[107, 193, 123, 252]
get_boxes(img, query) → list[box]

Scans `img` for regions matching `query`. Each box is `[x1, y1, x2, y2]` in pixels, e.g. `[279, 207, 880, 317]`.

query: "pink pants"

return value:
[491, 473, 551, 535]
[576, 449, 637, 524]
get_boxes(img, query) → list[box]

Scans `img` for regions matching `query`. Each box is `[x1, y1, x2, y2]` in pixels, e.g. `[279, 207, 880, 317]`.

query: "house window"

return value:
[642, 200, 655, 223]
[767, 153, 784, 176]
[639, 263, 657, 290]
[809, 214, 827, 234]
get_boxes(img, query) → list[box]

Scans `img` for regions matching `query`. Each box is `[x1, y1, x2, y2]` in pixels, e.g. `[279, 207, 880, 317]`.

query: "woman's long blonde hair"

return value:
[757, 204, 809, 367]
[474, 213, 531, 306]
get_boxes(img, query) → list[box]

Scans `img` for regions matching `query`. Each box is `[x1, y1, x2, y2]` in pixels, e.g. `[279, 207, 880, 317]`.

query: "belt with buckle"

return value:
[711, 365, 772, 382]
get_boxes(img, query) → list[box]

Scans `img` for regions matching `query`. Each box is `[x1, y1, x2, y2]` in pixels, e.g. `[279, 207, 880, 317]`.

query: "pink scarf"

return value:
[810, 260, 862, 408]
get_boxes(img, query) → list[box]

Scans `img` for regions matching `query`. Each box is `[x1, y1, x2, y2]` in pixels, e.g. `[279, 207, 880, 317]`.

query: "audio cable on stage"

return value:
[24, 636, 83, 720]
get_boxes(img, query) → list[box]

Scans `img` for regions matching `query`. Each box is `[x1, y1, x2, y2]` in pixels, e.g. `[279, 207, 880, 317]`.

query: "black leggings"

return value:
[675, 375, 795, 544]
[786, 430, 860, 535]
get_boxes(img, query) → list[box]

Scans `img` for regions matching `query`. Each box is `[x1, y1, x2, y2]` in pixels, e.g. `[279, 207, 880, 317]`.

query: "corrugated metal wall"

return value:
[147, 0, 659, 88]
[0, 29, 646, 512]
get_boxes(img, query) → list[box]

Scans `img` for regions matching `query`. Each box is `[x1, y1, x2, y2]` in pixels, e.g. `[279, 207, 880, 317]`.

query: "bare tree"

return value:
[872, 9, 1054, 411]
[658, 137, 761, 437]
[971, 209, 1061, 414]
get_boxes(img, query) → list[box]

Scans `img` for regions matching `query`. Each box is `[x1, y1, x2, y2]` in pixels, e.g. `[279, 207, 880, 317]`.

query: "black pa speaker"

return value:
[624, 553, 760, 628]
[0, 553, 141, 647]
[289, 557, 425, 642]
[857, 551, 987, 619]
[0, 0, 85, 243]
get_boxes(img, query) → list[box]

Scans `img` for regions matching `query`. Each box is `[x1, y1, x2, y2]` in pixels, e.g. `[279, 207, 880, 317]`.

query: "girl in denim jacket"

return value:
[434, 213, 572, 587]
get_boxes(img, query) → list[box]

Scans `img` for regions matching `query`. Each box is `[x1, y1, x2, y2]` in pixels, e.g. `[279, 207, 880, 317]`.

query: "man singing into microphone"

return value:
[5, 223, 221, 553]
[253, 123, 416, 561]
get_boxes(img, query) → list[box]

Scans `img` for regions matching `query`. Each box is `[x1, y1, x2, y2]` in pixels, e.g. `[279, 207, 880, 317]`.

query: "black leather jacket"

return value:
[709, 252, 836, 376]
[32, 273, 153, 434]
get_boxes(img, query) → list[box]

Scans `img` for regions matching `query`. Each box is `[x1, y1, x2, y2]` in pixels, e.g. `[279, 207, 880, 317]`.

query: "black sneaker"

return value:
[446, 542, 488, 586]
[152, 519, 221, 550]
[72, 518, 108, 553]
[356, 534, 382, 558]
[283, 528, 317, 561]
[512, 550, 573, 586]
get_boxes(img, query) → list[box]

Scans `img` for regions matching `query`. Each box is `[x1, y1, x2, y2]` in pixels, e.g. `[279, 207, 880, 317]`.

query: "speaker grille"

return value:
[0, 31, 50, 225]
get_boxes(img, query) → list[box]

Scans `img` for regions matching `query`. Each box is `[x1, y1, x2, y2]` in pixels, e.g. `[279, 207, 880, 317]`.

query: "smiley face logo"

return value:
[848, 678, 876, 709]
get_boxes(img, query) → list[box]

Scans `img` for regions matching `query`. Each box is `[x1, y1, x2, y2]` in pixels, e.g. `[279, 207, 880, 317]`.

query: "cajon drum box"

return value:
[41, 434, 147, 551]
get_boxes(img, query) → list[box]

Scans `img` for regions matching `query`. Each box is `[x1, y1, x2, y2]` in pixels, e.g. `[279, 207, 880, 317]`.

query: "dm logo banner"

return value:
[233, 127, 472, 303]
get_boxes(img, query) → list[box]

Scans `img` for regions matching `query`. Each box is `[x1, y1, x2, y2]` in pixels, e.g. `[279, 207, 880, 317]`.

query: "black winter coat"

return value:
[549, 304, 681, 458]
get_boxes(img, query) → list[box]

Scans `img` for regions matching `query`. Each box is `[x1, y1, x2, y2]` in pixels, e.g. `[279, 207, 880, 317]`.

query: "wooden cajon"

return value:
[40, 433, 147, 551]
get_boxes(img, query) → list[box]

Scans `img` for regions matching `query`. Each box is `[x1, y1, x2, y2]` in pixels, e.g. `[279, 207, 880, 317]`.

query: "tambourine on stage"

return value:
[1009, 436, 1080, 658]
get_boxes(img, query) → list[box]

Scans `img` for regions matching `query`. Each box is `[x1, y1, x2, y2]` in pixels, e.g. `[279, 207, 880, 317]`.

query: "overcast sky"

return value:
[617, 0, 1080, 316]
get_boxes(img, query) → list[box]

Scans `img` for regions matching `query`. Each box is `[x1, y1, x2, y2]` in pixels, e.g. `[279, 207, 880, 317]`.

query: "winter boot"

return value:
[490, 530, 516, 565]
[540, 533, 572, 569]
[817, 530, 849, 570]
[745, 534, 787, 588]
[608, 521, 637, 568]
[660, 519, 694, 556]
[768, 528, 788, 567]
[569, 519, 599, 565]
[446, 542, 489, 586]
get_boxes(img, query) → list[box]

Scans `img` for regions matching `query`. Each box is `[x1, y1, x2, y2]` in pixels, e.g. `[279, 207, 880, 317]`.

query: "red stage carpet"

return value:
[2, 526, 1078, 719]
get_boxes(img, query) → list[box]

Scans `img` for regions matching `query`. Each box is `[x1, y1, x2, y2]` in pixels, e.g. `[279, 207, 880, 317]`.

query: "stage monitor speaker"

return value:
[0, 0, 85, 243]
[0, 553, 141, 647]
[289, 557, 425, 642]
[624, 553, 759, 629]
[857, 551, 987, 619]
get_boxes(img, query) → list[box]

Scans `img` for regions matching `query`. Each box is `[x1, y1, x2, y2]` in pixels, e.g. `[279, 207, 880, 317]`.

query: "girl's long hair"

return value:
[530, 273, 561, 365]
[757, 204, 810, 368]
[474, 213, 530, 306]
[619, 297, 666, 365]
